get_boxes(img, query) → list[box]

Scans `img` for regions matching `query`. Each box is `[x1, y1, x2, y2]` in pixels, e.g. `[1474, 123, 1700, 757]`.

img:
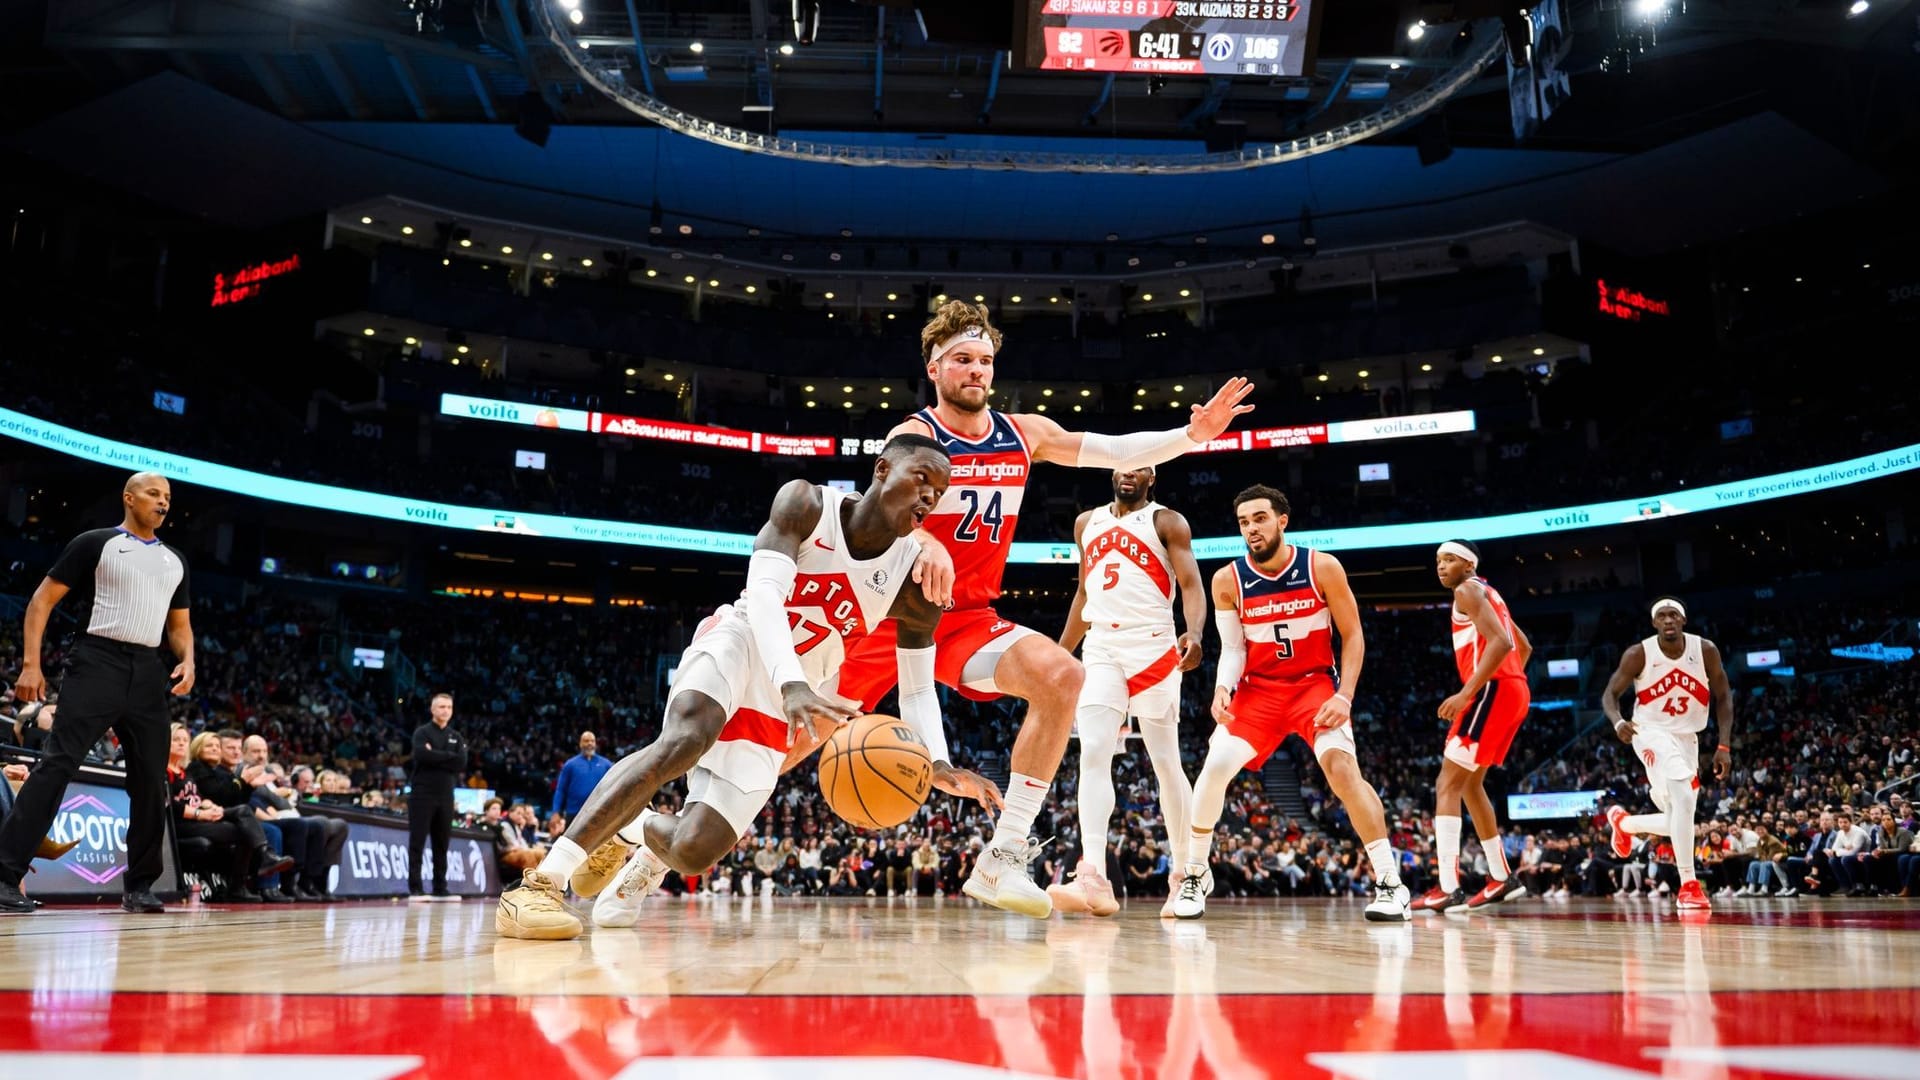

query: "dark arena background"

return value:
[3, 1, 1919, 1077]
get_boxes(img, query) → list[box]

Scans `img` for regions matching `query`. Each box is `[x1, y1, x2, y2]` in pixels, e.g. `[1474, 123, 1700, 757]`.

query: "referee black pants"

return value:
[408, 784, 455, 894]
[0, 637, 171, 892]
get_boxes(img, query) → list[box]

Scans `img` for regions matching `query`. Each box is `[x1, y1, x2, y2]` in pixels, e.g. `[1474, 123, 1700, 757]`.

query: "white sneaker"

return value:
[1048, 860, 1120, 917]
[1170, 863, 1208, 919]
[1162, 864, 1215, 918]
[962, 839, 1053, 919]
[592, 846, 669, 928]
[1364, 880, 1413, 922]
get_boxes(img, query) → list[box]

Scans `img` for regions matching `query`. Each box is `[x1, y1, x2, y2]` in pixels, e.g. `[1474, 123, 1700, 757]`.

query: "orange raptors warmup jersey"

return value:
[913, 407, 1028, 611]
[1232, 547, 1337, 684]
[1080, 501, 1176, 632]
[1451, 577, 1528, 684]
[1632, 633, 1712, 734]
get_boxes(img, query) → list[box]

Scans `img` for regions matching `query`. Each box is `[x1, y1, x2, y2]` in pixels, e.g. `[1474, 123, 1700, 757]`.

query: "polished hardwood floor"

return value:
[2, 894, 1917, 1079]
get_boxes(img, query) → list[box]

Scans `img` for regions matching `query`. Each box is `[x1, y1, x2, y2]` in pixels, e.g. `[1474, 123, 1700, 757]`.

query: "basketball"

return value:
[818, 713, 933, 829]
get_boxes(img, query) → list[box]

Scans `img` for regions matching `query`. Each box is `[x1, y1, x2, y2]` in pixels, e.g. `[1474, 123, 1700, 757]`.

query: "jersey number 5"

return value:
[1101, 564, 1120, 591]
[1273, 625, 1293, 661]
[954, 490, 1005, 544]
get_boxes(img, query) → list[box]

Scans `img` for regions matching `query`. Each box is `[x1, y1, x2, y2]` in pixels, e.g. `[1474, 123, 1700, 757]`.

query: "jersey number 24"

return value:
[954, 490, 1005, 544]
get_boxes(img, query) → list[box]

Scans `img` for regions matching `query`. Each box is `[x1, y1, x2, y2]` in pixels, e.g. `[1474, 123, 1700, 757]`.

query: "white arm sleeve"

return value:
[1075, 427, 1202, 470]
[896, 645, 949, 765]
[744, 549, 808, 690]
[1214, 609, 1246, 691]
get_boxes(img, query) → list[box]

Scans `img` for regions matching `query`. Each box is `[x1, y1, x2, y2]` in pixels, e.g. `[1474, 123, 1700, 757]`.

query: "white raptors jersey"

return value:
[729, 486, 923, 688]
[1079, 501, 1177, 633]
[1631, 633, 1712, 733]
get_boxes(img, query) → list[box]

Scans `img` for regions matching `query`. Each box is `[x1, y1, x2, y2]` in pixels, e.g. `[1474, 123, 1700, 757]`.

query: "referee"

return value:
[0, 472, 194, 914]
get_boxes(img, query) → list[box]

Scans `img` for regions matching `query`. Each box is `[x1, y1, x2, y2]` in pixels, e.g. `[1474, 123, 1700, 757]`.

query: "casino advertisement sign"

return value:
[1024, 1, 1324, 78]
[36, 779, 182, 898]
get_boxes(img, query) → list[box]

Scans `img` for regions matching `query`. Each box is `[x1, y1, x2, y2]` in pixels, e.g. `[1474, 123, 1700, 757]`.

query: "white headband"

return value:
[1436, 541, 1478, 566]
[1651, 599, 1686, 620]
[930, 325, 994, 364]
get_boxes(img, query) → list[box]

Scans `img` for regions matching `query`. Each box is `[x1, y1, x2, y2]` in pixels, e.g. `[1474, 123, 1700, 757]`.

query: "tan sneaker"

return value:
[570, 837, 637, 899]
[496, 870, 583, 940]
[1046, 860, 1120, 917]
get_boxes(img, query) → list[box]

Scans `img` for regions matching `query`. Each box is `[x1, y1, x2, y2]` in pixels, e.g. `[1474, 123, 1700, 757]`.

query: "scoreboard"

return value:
[1020, 1, 1324, 78]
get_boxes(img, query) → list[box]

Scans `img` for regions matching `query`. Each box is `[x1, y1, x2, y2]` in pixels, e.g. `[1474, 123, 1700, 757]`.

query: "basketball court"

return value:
[3, 897, 1916, 1078]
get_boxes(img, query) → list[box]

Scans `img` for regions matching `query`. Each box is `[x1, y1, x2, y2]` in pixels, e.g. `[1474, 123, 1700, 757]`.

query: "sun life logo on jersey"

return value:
[866, 569, 889, 595]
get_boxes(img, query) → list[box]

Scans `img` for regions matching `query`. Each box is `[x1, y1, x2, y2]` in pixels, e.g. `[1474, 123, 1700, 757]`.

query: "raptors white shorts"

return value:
[668, 607, 785, 810]
[1632, 725, 1700, 809]
[1080, 626, 1183, 720]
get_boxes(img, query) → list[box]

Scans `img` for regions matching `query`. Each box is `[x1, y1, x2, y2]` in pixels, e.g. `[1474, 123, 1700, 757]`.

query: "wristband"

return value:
[1330, 693, 1351, 707]
[1717, 744, 1731, 752]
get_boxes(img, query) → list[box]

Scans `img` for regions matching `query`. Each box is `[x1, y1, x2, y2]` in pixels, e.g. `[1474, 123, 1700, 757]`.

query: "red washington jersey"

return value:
[1451, 577, 1528, 685]
[912, 407, 1029, 611]
[1232, 546, 1337, 685]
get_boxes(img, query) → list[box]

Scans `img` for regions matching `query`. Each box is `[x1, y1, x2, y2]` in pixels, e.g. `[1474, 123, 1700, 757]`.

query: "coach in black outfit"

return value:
[0, 472, 194, 914]
[408, 692, 467, 900]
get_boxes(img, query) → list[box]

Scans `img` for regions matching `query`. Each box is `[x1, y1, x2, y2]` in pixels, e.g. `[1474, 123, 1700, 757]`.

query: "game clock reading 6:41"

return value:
[1024, 1, 1322, 79]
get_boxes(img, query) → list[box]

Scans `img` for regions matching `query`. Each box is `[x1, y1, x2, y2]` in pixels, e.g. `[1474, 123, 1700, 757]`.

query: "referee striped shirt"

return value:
[47, 528, 190, 648]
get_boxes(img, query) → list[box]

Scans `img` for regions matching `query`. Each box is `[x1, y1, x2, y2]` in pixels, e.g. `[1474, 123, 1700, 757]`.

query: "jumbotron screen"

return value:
[1020, 1, 1325, 78]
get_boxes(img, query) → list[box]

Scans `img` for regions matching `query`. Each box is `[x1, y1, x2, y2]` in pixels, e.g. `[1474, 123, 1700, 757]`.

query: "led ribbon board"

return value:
[3, 406, 1916, 562]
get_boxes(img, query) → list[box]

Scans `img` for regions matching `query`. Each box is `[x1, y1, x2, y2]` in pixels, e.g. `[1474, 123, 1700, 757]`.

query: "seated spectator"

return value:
[485, 799, 544, 884]
[242, 734, 342, 902]
[911, 839, 940, 897]
[1743, 822, 1792, 896]
[176, 730, 295, 901]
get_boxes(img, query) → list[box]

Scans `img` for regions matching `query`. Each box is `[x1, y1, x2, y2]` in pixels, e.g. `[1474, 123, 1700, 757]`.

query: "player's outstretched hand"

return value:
[1176, 631, 1203, 672]
[1185, 376, 1256, 444]
[932, 762, 1004, 813]
[1312, 693, 1351, 731]
[1612, 719, 1637, 744]
[1210, 686, 1236, 724]
[1437, 690, 1474, 721]
[1713, 745, 1731, 780]
[781, 683, 860, 744]
[911, 534, 956, 609]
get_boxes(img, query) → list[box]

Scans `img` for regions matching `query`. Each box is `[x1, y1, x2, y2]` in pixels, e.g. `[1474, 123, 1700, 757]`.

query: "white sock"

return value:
[1668, 779, 1698, 883]
[1623, 813, 1669, 836]
[993, 772, 1048, 849]
[1435, 815, 1462, 892]
[1484, 837, 1510, 882]
[1365, 839, 1400, 887]
[1188, 826, 1215, 871]
[536, 837, 589, 882]
[1075, 705, 1122, 865]
[616, 807, 656, 847]
[1140, 714, 1193, 867]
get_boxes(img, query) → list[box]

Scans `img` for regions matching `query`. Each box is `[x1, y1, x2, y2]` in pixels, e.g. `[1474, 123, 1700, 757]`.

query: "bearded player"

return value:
[495, 435, 999, 939]
[1601, 597, 1734, 912]
[1409, 539, 1534, 914]
[1171, 485, 1410, 922]
[832, 300, 1254, 918]
[1049, 467, 1206, 918]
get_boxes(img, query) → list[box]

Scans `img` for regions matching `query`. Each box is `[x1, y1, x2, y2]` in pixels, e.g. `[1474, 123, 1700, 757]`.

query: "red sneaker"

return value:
[1676, 879, 1712, 911]
[1409, 886, 1467, 913]
[1605, 805, 1634, 859]
[1466, 877, 1528, 909]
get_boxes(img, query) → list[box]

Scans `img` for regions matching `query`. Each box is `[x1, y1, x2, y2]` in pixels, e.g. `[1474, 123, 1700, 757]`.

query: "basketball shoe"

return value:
[496, 870, 584, 940]
[1047, 859, 1120, 917]
[1675, 879, 1712, 912]
[963, 838, 1054, 918]
[1364, 880, 1413, 922]
[593, 845, 670, 928]
[1170, 863, 1209, 919]
[1409, 886, 1468, 914]
[1605, 805, 1634, 859]
[1162, 864, 1212, 918]
[571, 836, 637, 899]
[1466, 878, 1527, 909]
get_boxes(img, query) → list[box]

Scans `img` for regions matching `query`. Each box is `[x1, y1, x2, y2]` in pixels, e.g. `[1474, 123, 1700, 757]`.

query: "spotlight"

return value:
[500, 245, 513, 254]
[360, 215, 374, 224]
[1631, 0, 1667, 19]
[779, 42, 794, 55]
[568, 8, 584, 26]
[677, 223, 693, 236]
[690, 42, 705, 54]
[1847, 0, 1868, 14]
[401, 225, 414, 235]
[581, 258, 593, 267]
[540, 252, 553, 261]
[1260, 233, 1276, 245]
[1407, 21, 1426, 42]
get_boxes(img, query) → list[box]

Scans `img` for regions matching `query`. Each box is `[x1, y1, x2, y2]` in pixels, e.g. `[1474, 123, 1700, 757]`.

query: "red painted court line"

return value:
[6, 989, 1917, 1078]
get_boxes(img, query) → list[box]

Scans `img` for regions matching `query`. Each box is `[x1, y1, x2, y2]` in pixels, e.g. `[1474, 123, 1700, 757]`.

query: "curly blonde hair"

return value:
[919, 299, 1003, 363]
